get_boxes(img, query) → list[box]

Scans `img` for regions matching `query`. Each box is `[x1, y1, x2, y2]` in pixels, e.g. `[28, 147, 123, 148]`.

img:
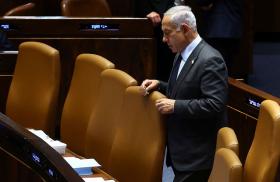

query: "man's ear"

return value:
[180, 23, 191, 34]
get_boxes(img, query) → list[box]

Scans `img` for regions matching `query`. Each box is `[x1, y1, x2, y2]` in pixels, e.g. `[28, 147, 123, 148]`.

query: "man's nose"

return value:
[162, 36, 167, 43]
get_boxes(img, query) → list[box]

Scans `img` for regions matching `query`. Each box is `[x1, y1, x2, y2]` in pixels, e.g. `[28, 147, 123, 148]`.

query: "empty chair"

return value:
[61, 0, 111, 17]
[216, 127, 239, 156]
[6, 41, 60, 137]
[4, 2, 37, 16]
[208, 127, 240, 181]
[243, 99, 280, 182]
[108, 86, 166, 182]
[208, 148, 242, 182]
[60, 53, 114, 156]
[85, 69, 137, 170]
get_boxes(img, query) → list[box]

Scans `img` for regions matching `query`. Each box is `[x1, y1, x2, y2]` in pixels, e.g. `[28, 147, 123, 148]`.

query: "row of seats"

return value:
[209, 100, 280, 182]
[5, 41, 166, 182]
[2, 0, 111, 16]
[62, 55, 166, 181]
[5, 41, 280, 182]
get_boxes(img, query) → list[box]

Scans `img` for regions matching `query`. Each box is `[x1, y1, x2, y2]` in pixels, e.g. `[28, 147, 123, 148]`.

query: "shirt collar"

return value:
[180, 34, 202, 62]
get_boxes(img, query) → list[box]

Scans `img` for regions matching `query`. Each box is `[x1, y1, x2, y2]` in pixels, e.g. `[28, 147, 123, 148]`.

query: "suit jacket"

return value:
[134, 0, 174, 18]
[194, 0, 243, 38]
[159, 40, 228, 171]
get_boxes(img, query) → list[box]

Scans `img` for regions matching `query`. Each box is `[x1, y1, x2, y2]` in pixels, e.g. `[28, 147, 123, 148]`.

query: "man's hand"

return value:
[140, 79, 159, 96]
[155, 98, 175, 114]
[201, 3, 213, 11]
[146, 11, 161, 26]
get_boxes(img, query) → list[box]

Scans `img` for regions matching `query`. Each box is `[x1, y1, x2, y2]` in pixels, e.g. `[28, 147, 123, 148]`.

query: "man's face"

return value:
[161, 16, 186, 53]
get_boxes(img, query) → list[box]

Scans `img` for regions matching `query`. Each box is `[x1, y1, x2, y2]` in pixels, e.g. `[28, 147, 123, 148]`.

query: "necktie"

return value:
[169, 54, 182, 92]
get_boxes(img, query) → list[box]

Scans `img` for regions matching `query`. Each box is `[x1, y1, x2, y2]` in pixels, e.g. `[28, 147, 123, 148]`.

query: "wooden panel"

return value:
[227, 106, 256, 163]
[1, 17, 153, 38]
[228, 77, 280, 118]
[227, 77, 280, 163]
[0, 17, 156, 137]
[0, 51, 16, 113]
[0, 17, 155, 81]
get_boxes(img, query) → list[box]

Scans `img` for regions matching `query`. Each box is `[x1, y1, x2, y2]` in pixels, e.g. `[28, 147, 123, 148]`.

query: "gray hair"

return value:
[164, 5, 197, 32]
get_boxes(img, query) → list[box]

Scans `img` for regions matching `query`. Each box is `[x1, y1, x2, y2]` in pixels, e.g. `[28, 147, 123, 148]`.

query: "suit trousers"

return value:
[173, 169, 211, 182]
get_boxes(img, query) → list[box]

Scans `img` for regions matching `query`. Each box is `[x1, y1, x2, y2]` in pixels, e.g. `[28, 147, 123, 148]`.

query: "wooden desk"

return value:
[0, 16, 155, 83]
[65, 149, 117, 181]
[0, 16, 155, 82]
[0, 112, 116, 182]
[227, 77, 280, 162]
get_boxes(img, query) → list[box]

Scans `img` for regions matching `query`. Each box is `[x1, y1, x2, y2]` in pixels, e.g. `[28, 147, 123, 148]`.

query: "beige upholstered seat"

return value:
[108, 86, 166, 182]
[85, 69, 137, 170]
[209, 127, 240, 181]
[60, 53, 114, 156]
[216, 127, 239, 156]
[6, 41, 60, 137]
[209, 100, 280, 182]
[243, 99, 280, 182]
[4, 2, 37, 16]
[208, 148, 242, 182]
[61, 0, 111, 17]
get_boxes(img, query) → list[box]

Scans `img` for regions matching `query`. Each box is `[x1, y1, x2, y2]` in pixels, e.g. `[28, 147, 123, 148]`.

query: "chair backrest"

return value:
[216, 127, 239, 156]
[208, 148, 242, 182]
[108, 86, 166, 182]
[85, 69, 137, 170]
[4, 3, 35, 16]
[4, 2, 37, 16]
[6, 41, 60, 137]
[60, 53, 114, 156]
[61, 0, 111, 17]
[244, 100, 280, 182]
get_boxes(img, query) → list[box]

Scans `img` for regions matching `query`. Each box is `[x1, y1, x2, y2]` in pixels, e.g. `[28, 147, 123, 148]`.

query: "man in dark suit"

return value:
[134, 0, 174, 25]
[141, 5, 228, 182]
[134, 0, 175, 81]
[192, 0, 243, 76]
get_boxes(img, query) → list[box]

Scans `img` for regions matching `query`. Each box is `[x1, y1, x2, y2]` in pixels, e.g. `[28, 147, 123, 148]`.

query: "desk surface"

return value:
[0, 112, 117, 181]
[65, 149, 118, 181]
[0, 17, 153, 38]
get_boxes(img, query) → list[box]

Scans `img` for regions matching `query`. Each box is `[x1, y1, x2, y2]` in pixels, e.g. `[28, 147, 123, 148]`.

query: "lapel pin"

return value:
[191, 59, 194, 65]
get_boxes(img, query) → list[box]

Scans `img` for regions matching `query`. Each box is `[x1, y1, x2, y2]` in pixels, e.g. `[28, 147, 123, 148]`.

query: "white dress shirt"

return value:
[177, 35, 202, 78]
